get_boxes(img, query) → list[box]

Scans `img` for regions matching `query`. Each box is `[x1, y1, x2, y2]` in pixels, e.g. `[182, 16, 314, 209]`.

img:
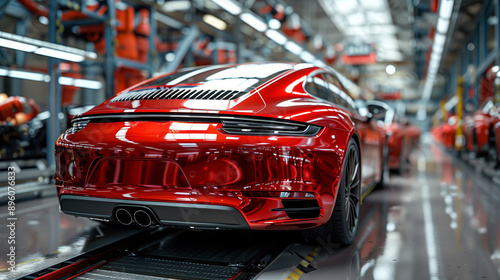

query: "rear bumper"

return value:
[55, 118, 350, 230]
[60, 195, 250, 229]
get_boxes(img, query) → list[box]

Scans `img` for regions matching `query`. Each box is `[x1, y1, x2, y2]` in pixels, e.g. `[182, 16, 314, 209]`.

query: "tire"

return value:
[303, 138, 361, 245]
[378, 141, 389, 189]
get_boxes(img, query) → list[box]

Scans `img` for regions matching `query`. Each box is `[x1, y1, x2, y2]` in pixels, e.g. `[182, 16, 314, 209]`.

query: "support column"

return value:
[47, 0, 59, 168]
[104, 0, 116, 98]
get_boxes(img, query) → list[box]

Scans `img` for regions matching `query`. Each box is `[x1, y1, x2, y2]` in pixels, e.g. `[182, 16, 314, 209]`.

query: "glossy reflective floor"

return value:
[259, 135, 500, 279]
[1, 134, 500, 280]
[0, 195, 147, 279]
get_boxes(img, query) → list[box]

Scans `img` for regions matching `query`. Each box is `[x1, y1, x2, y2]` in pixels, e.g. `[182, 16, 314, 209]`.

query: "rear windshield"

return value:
[134, 63, 293, 92]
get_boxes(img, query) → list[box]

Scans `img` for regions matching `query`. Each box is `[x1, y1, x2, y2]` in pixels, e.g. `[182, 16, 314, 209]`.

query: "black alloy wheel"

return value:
[302, 138, 361, 245]
[344, 143, 361, 236]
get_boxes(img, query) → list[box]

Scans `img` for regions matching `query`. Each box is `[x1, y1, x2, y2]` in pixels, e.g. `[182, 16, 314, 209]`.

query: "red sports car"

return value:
[364, 100, 409, 172]
[55, 63, 387, 244]
[463, 97, 498, 162]
[434, 115, 458, 149]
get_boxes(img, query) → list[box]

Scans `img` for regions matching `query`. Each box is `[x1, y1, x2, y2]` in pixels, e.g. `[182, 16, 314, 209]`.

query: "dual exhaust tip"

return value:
[115, 207, 155, 227]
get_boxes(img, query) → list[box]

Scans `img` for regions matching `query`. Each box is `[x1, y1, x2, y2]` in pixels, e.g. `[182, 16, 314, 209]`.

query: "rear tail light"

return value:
[70, 119, 89, 134]
[221, 120, 321, 136]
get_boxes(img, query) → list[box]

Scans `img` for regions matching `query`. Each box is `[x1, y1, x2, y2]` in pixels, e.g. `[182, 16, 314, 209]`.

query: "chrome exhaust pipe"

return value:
[115, 208, 133, 225]
[134, 209, 152, 227]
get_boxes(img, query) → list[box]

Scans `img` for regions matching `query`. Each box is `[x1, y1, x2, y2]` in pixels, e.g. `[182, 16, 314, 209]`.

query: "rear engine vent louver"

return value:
[111, 88, 247, 102]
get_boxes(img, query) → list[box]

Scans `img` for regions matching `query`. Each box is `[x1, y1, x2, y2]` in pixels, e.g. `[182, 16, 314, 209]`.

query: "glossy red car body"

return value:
[403, 121, 421, 149]
[364, 101, 416, 171]
[55, 63, 385, 232]
[434, 115, 458, 149]
[391, 118, 421, 170]
[463, 98, 497, 155]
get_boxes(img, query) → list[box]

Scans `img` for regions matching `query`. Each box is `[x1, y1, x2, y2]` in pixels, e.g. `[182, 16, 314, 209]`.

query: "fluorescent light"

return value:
[0, 31, 97, 60]
[58, 76, 73, 85]
[58, 76, 102, 89]
[35, 47, 85, 62]
[0, 38, 38, 52]
[211, 0, 242, 15]
[0, 68, 8, 76]
[346, 12, 365, 26]
[300, 51, 315, 63]
[240, 13, 267, 32]
[432, 43, 444, 53]
[434, 34, 446, 47]
[313, 59, 327, 67]
[162, 0, 191, 12]
[265, 29, 287, 45]
[436, 18, 450, 34]
[268, 19, 281, 30]
[360, 0, 387, 10]
[439, 0, 454, 19]
[285, 41, 302, 55]
[9, 70, 49, 82]
[332, 0, 357, 14]
[202, 14, 227, 30]
[74, 79, 102, 89]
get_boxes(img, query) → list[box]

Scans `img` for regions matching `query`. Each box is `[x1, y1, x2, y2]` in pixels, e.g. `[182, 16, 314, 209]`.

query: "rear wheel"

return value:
[303, 138, 360, 245]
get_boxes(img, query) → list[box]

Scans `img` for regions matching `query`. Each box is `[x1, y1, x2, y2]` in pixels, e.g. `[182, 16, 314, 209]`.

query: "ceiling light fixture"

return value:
[0, 67, 101, 89]
[210, 0, 242, 15]
[300, 51, 315, 63]
[0, 38, 38, 52]
[436, 18, 450, 34]
[422, 0, 455, 102]
[240, 12, 267, 32]
[265, 29, 287, 45]
[285, 41, 303, 55]
[162, 0, 191, 12]
[9, 70, 49, 82]
[59, 76, 102, 89]
[439, 0, 454, 19]
[0, 31, 97, 62]
[268, 19, 281, 30]
[35, 47, 85, 62]
[202, 14, 227, 30]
